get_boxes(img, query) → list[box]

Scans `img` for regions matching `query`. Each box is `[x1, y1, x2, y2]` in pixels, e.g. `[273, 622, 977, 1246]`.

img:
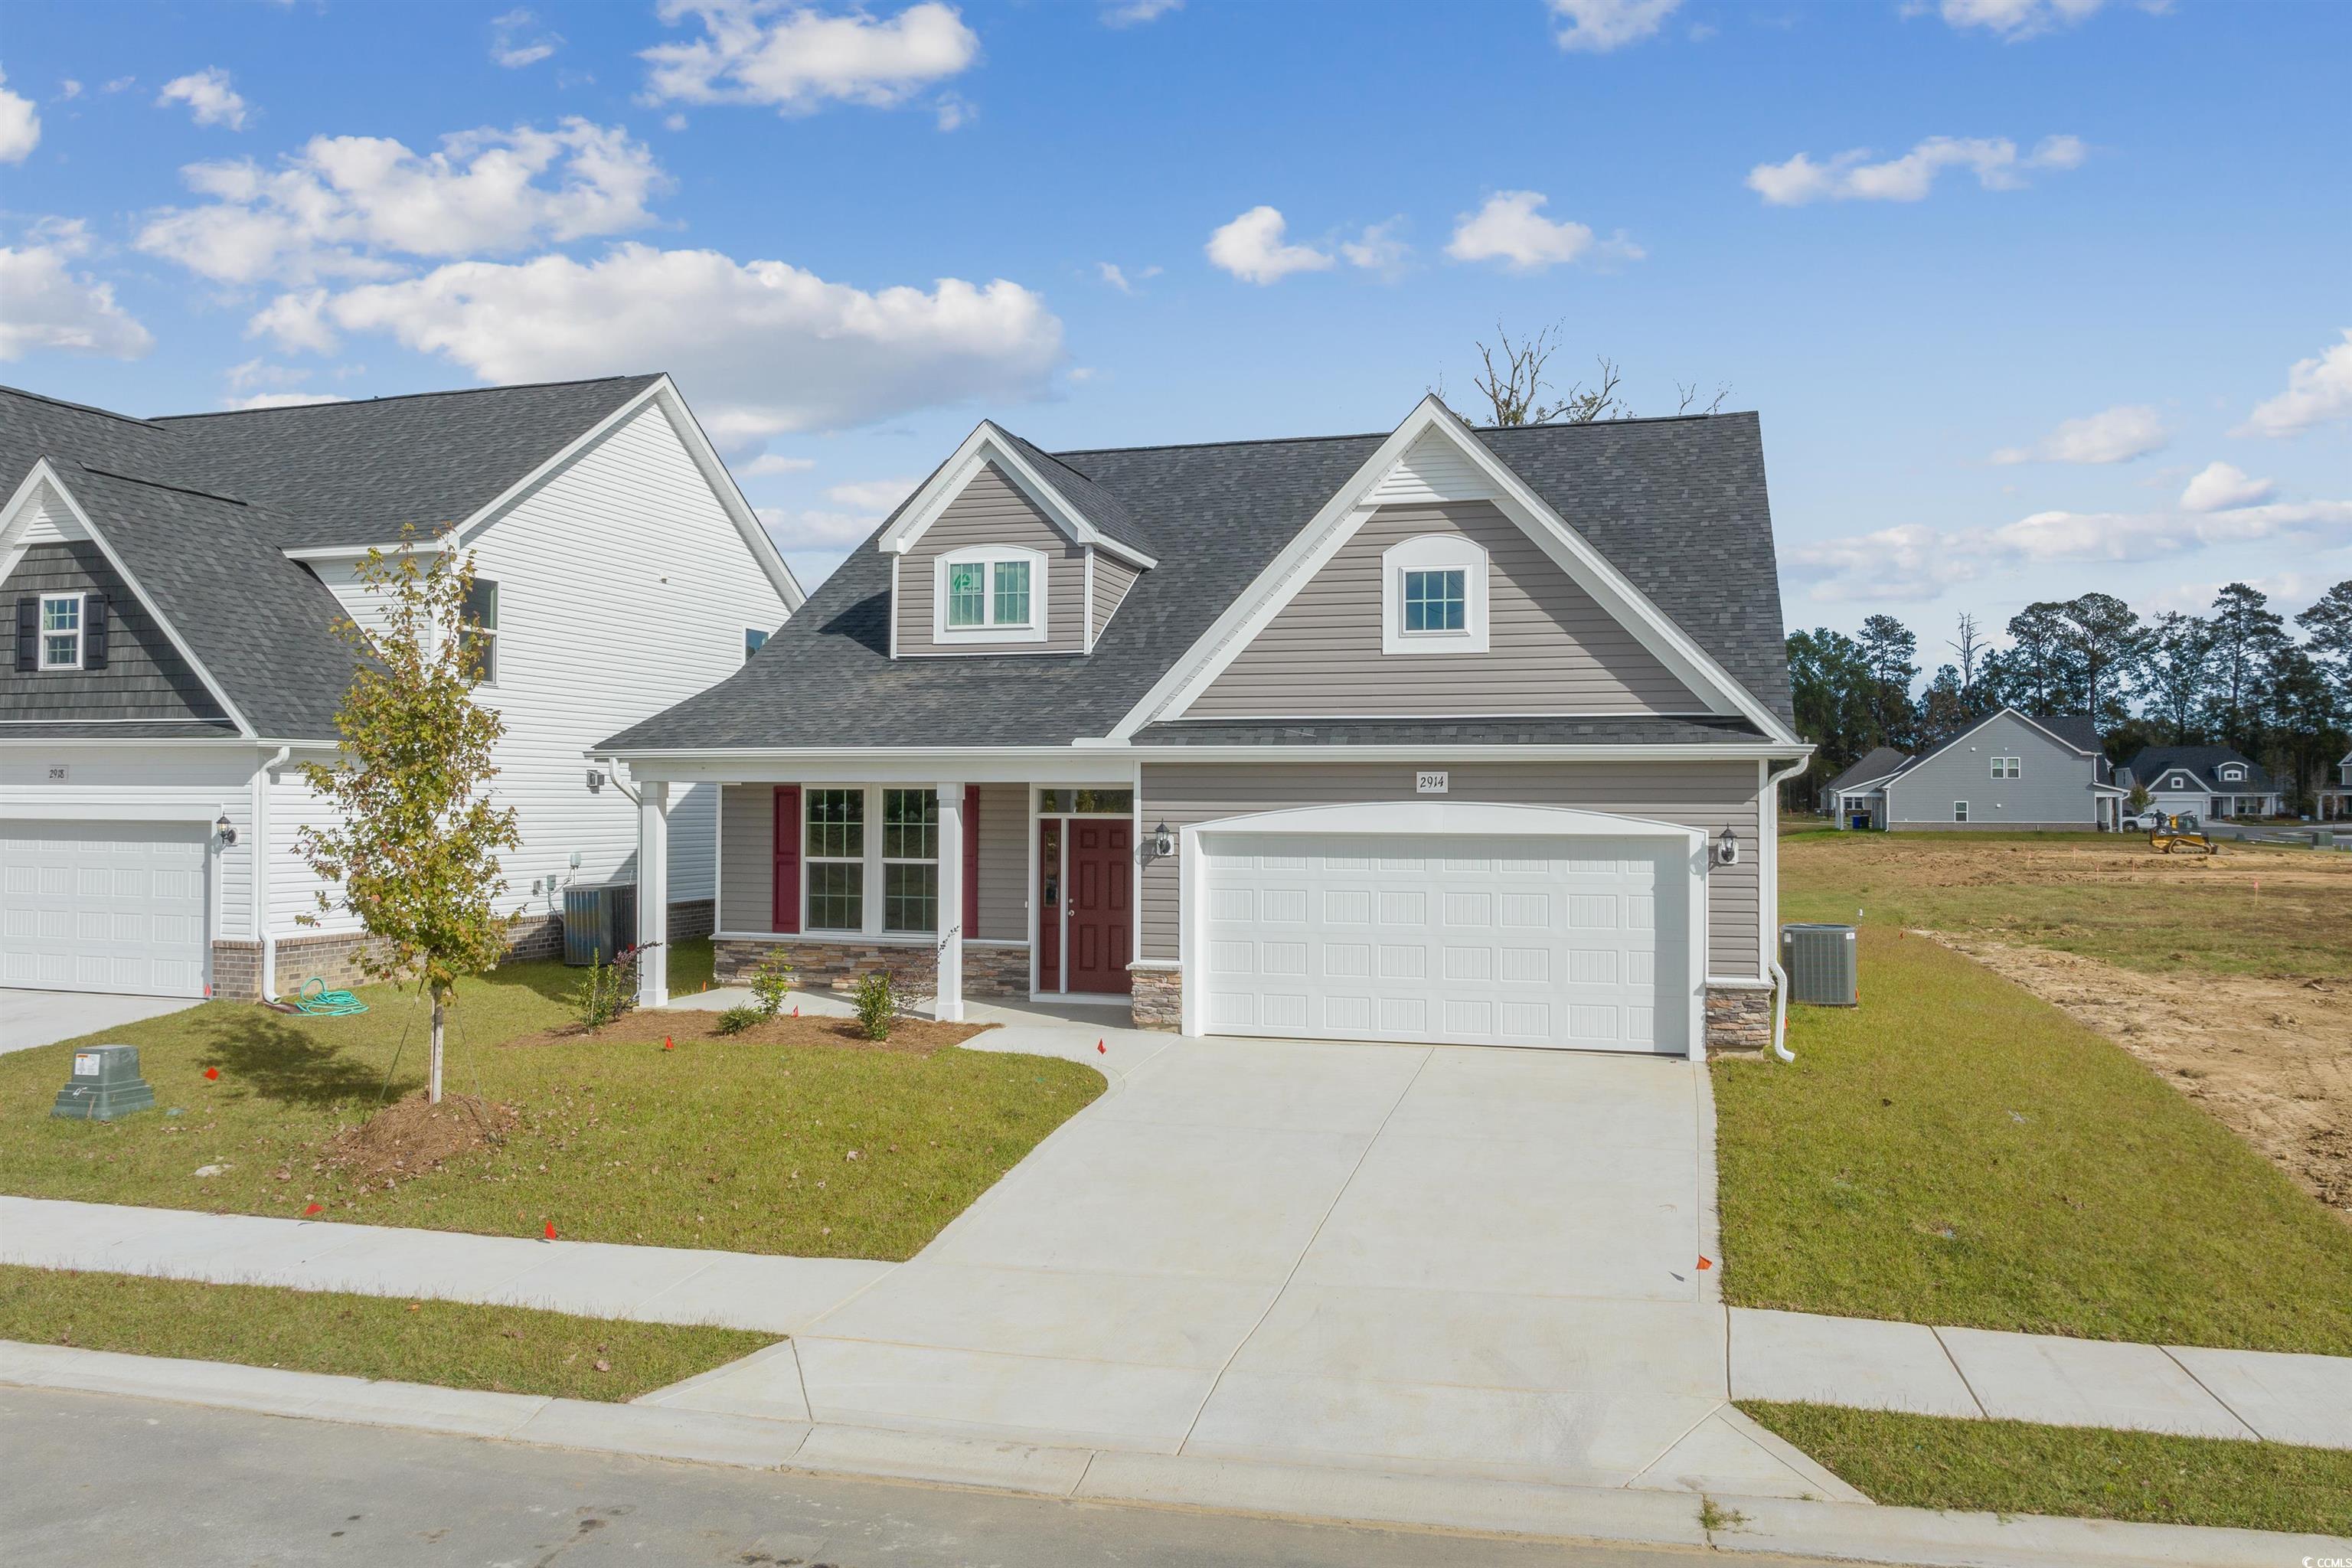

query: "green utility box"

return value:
[52, 1044, 157, 1121]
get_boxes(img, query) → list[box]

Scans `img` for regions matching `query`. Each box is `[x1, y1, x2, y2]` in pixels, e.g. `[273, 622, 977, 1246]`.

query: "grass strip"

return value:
[1740, 1401, 2352, 1535]
[1711, 928, 2352, 1352]
[0, 1263, 775, 1403]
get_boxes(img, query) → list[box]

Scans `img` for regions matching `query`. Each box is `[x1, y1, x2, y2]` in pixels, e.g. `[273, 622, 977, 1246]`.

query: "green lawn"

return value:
[1741, 1403, 2352, 1536]
[0, 951, 1104, 1259]
[0, 1265, 772, 1403]
[1712, 928, 2352, 1352]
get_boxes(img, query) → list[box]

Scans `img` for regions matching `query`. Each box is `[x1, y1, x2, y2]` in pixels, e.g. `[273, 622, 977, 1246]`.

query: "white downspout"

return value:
[1762, 754, 1811, 1063]
[253, 746, 291, 1001]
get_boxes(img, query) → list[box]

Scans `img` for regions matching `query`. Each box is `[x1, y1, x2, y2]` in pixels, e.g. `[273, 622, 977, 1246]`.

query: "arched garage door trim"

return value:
[1178, 800, 1708, 1057]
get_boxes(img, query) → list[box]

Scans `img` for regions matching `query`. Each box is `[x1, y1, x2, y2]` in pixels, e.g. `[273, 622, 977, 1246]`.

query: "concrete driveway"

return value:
[0, 988, 201, 1057]
[655, 1010, 1845, 1500]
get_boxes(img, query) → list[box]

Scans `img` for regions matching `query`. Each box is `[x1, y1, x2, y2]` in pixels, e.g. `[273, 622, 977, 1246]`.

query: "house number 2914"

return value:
[1416, 771, 1449, 795]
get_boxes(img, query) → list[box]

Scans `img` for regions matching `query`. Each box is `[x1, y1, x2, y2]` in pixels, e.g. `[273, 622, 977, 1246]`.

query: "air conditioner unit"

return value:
[1780, 923, 1859, 1007]
[563, 881, 638, 967]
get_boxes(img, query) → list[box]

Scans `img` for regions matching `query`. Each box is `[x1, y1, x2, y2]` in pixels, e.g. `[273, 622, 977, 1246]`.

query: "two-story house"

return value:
[596, 397, 1811, 1059]
[2322, 750, 2351, 822]
[2121, 746, 2282, 822]
[2, 375, 800, 1002]
[1832, 710, 2119, 831]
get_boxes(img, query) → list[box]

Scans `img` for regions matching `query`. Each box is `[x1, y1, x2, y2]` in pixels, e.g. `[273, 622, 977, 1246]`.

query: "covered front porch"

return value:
[623, 757, 1148, 1024]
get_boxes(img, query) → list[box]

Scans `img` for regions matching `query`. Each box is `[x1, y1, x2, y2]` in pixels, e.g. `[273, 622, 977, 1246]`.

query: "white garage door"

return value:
[1199, 831, 1689, 1054]
[1, 822, 211, 997]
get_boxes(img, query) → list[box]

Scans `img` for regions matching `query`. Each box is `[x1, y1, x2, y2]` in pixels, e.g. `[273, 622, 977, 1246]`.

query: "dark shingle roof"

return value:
[2, 377, 663, 737]
[603, 412, 1794, 752]
[1822, 746, 1910, 793]
[1135, 717, 1768, 747]
[2125, 745, 2273, 793]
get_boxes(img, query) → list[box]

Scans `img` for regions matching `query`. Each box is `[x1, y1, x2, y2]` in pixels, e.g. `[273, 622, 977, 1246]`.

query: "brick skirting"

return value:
[1705, 985, 1774, 1055]
[962, 943, 1031, 998]
[212, 902, 710, 1001]
[713, 935, 1033, 999]
[1130, 966, 1182, 1031]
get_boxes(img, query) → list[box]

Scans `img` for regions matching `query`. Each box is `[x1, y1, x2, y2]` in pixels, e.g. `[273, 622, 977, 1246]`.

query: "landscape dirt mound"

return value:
[322, 1091, 518, 1184]
[1934, 933, 2352, 1220]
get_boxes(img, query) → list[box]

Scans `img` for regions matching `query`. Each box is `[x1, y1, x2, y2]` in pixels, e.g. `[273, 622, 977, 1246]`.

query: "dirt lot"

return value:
[1782, 828, 2352, 1219]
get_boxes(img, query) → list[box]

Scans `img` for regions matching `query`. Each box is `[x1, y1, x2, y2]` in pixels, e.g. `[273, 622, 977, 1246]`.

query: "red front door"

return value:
[1063, 819, 1132, 994]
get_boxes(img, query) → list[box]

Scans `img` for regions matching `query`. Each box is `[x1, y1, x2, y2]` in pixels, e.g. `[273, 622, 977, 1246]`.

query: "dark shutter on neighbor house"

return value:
[13, 597, 36, 672]
[771, 785, 802, 935]
[82, 593, 108, 670]
[962, 784, 981, 937]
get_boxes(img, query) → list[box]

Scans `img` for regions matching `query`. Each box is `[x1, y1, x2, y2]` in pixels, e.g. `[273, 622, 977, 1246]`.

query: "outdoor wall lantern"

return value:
[585, 769, 606, 794]
[214, 812, 237, 846]
[1139, 821, 1177, 864]
[1715, 825, 1740, 867]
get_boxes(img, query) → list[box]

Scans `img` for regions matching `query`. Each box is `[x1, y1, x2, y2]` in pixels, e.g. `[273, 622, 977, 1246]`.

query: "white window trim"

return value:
[1953, 801, 1970, 822]
[932, 544, 1048, 645]
[1991, 756, 2020, 779]
[462, 577, 498, 687]
[38, 593, 82, 670]
[1380, 533, 1488, 656]
[2220, 766, 2245, 782]
[803, 787, 867, 933]
[880, 786, 940, 936]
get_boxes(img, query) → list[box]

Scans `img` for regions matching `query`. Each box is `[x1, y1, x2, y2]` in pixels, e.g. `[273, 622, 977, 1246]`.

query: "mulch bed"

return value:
[500, 1011, 998, 1055]
[321, 1090, 518, 1186]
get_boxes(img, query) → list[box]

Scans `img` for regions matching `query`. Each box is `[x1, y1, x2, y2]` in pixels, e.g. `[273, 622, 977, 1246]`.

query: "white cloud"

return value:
[224, 390, 351, 410]
[1340, 218, 1411, 279]
[1933, 0, 2134, 41]
[1785, 524, 1973, 604]
[1747, 134, 2082, 205]
[1547, 0, 1681, 52]
[136, 118, 667, 285]
[825, 476, 917, 511]
[642, 1, 979, 117]
[0, 223, 155, 361]
[2179, 461, 2275, 513]
[1988, 403, 2167, 465]
[1095, 261, 1160, 294]
[1445, 191, 1641, 273]
[260, 242, 1064, 446]
[1102, 0, 1181, 24]
[102, 77, 136, 94]
[58, 80, 83, 101]
[0, 67, 40, 163]
[740, 452, 817, 476]
[757, 505, 887, 547]
[1205, 206, 1332, 286]
[2235, 328, 2352, 439]
[156, 67, 250, 130]
[492, 9, 564, 68]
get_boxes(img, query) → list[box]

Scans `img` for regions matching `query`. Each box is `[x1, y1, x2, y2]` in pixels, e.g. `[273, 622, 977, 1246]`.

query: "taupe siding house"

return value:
[1837, 710, 2118, 831]
[601, 398, 1811, 1058]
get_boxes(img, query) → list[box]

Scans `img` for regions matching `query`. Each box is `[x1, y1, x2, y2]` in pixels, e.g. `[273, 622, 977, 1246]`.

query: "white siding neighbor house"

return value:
[1, 375, 800, 1001]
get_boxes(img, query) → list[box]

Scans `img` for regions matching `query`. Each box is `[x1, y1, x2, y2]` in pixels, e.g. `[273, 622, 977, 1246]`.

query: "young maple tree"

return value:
[296, 529, 518, 1104]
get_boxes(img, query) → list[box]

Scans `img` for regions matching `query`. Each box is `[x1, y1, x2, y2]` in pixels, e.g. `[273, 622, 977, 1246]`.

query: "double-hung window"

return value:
[1953, 801, 1971, 823]
[935, 548, 1044, 642]
[881, 789, 938, 933]
[804, 789, 864, 931]
[1990, 756, 2020, 780]
[461, 578, 498, 685]
[38, 594, 80, 669]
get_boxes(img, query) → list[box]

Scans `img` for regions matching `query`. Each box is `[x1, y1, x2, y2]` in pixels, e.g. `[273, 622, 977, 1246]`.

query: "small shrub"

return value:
[747, 951, 795, 1019]
[574, 947, 638, 1033]
[713, 1004, 765, 1036]
[853, 970, 897, 1041]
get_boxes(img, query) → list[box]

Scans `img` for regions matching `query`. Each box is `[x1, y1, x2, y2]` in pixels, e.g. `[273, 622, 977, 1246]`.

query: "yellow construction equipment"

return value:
[2147, 813, 2217, 855]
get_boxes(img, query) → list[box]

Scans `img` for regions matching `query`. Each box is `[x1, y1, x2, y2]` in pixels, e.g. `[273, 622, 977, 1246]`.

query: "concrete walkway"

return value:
[0, 988, 199, 1057]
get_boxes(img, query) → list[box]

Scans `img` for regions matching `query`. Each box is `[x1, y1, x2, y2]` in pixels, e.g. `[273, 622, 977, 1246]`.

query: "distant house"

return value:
[2321, 751, 2352, 822]
[1832, 710, 2118, 831]
[1819, 745, 1910, 829]
[2121, 746, 2284, 821]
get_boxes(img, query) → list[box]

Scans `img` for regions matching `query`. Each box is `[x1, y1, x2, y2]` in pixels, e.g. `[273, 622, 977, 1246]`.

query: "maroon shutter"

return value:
[962, 785, 981, 936]
[772, 785, 802, 934]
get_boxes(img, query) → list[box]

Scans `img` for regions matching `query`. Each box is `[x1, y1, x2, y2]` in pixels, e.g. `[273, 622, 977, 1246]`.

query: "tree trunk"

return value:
[429, 991, 444, 1106]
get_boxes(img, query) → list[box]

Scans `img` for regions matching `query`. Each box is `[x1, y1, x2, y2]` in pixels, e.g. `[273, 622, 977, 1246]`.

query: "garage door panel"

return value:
[1199, 830, 1687, 1054]
[1, 822, 211, 998]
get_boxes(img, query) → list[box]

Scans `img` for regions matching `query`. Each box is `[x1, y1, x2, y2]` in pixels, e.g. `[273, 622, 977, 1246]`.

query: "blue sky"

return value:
[4, 0, 2347, 658]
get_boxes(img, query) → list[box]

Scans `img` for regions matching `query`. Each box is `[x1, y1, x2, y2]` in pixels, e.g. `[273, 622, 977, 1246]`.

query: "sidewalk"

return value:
[7, 1193, 2347, 1452]
[7, 1341, 2339, 1568]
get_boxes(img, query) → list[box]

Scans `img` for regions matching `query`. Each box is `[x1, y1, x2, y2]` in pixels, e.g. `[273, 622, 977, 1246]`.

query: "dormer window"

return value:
[1381, 534, 1488, 655]
[933, 546, 1047, 644]
[2221, 766, 2245, 782]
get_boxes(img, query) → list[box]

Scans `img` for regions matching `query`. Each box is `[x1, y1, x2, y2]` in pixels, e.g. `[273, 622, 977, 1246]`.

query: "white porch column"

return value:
[636, 779, 670, 1009]
[934, 782, 963, 1022]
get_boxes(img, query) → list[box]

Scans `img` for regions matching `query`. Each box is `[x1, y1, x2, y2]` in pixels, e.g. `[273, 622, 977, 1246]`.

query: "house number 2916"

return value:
[1416, 771, 1449, 795]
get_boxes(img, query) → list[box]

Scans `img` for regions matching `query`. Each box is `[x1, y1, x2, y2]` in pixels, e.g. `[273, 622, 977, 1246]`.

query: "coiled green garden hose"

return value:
[287, 976, 368, 1015]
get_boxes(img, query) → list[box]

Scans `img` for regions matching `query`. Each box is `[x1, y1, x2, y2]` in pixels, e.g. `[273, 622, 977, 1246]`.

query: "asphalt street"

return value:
[1, 1386, 1851, 1568]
